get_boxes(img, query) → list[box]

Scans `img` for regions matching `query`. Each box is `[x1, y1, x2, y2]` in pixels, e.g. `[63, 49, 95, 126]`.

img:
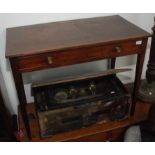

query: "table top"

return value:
[6, 15, 150, 58]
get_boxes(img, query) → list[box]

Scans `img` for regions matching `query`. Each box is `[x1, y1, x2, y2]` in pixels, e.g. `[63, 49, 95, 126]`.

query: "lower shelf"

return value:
[18, 100, 151, 142]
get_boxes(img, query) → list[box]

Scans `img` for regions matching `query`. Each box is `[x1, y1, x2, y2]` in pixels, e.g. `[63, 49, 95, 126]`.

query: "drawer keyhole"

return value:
[47, 57, 53, 64]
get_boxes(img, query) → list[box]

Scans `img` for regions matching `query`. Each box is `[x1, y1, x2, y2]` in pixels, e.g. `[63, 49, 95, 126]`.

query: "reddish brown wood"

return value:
[131, 38, 148, 114]
[9, 58, 31, 139]
[68, 128, 126, 142]
[18, 101, 151, 142]
[5, 15, 150, 140]
[16, 39, 144, 73]
[6, 15, 150, 58]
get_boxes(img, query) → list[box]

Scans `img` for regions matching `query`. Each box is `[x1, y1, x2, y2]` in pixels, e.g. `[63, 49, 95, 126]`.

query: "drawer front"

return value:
[17, 39, 143, 72]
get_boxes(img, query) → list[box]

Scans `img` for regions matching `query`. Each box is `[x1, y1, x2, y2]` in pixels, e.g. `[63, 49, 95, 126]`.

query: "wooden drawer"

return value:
[17, 39, 143, 72]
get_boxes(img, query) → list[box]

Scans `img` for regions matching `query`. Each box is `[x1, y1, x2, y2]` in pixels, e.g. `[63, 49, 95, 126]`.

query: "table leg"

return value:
[10, 58, 31, 139]
[131, 39, 148, 115]
[111, 58, 116, 69]
[108, 58, 116, 69]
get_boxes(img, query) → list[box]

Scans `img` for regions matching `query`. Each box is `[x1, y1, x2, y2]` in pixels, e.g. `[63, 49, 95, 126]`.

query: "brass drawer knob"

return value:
[47, 56, 53, 64]
[114, 46, 121, 53]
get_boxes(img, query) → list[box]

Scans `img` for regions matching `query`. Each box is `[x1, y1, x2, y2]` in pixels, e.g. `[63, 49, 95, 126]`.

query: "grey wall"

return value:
[0, 13, 154, 114]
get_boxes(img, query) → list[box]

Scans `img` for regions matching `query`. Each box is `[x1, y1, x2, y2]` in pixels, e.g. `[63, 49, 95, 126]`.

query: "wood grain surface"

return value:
[6, 15, 150, 58]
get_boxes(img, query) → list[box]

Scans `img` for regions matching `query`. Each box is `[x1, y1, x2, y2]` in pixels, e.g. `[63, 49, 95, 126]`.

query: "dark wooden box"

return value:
[32, 71, 131, 138]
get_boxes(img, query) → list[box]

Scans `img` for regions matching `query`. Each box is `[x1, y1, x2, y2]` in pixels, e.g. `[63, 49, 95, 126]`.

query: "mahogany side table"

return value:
[5, 15, 150, 139]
